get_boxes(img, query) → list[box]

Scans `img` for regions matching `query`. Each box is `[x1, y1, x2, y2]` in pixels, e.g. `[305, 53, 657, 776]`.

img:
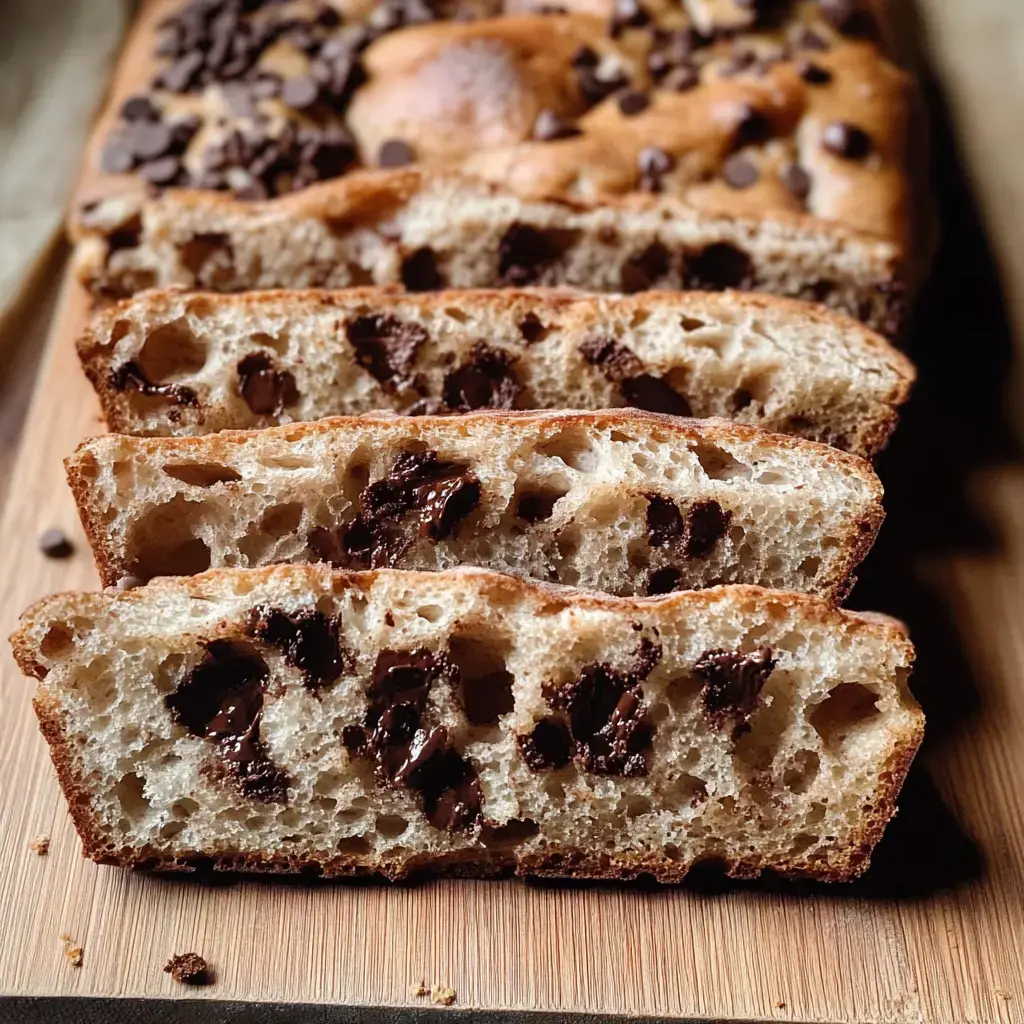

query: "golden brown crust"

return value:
[17, 568, 921, 885]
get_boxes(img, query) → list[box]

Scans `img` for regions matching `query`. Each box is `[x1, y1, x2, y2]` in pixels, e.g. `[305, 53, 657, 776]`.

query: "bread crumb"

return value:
[775, 1000, 786, 1009]
[996, 989, 1012, 1001]
[410, 979, 428, 998]
[431, 983, 457, 1006]
[60, 935, 83, 967]
[29, 835, 50, 856]
[164, 952, 212, 985]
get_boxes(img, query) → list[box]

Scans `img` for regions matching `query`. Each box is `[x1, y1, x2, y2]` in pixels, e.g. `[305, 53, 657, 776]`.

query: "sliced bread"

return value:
[11, 565, 923, 883]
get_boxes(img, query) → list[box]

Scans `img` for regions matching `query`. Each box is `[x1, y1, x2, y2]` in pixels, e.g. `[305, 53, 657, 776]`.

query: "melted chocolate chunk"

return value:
[346, 315, 427, 392]
[580, 336, 689, 415]
[545, 640, 661, 776]
[497, 224, 563, 285]
[166, 640, 289, 802]
[250, 606, 351, 690]
[722, 153, 760, 189]
[622, 242, 671, 292]
[645, 494, 684, 547]
[518, 717, 572, 771]
[617, 90, 650, 117]
[796, 58, 832, 84]
[347, 648, 482, 831]
[684, 243, 754, 291]
[379, 138, 416, 167]
[442, 342, 521, 412]
[401, 247, 445, 291]
[109, 361, 198, 406]
[518, 312, 547, 344]
[621, 374, 691, 415]
[312, 451, 481, 569]
[236, 353, 299, 416]
[683, 499, 731, 557]
[644, 565, 683, 595]
[693, 646, 776, 725]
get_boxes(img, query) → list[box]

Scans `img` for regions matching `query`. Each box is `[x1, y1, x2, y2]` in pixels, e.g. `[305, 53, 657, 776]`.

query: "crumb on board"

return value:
[775, 1000, 787, 1009]
[996, 989, 1012, 1001]
[60, 934, 83, 967]
[431, 983, 457, 1006]
[410, 979, 429, 998]
[28, 835, 50, 856]
[164, 952, 212, 985]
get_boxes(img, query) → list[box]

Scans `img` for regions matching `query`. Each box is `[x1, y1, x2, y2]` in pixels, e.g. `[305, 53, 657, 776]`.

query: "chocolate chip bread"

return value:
[72, 0, 926, 333]
[10, 565, 923, 882]
[79, 286, 913, 455]
[65, 410, 882, 599]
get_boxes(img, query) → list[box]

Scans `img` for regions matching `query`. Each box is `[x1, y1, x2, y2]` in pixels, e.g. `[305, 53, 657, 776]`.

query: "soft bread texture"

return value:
[10, 565, 923, 883]
[73, 170, 909, 336]
[79, 286, 914, 456]
[65, 410, 883, 600]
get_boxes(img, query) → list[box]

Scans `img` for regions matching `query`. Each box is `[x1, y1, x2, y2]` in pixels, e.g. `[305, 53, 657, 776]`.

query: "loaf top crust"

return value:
[74, 0, 923, 257]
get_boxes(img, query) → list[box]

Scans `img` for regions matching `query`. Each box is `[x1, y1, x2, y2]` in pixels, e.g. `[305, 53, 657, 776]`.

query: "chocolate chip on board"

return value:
[38, 528, 74, 559]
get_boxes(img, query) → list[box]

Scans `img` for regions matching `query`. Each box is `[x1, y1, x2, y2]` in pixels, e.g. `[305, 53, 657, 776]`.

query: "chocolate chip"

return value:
[497, 224, 563, 285]
[159, 51, 204, 93]
[719, 49, 757, 77]
[822, 121, 872, 159]
[617, 89, 650, 117]
[644, 565, 683, 595]
[647, 28, 697, 80]
[127, 121, 175, 161]
[662, 64, 699, 91]
[401, 247, 445, 291]
[442, 342, 521, 412]
[250, 606, 351, 690]
[722, 154, 759, 189]
[610, 0, 649, 36]
[139, 155, 184, 186]
[732, 104, 772, 148]
[622, 242, 670, 292]
[637, 146, 674, 193]
[532, 109, 582, 142]
[38, 528, 73, 559]
[100, 138, 135, 174]
[570, 44, 599, 68]
[518, 718, 572, 771]
[166, 640, 289, 802]
[320, 451, 482, 569]
[379, 138, 416, 167]
[109, 361, 198, 406]
[347, 315, 428, 392]
[796, 58, 832, 84]
[575, 63, 629, 108]
[517, 312, 547, 344]
[579, 336, 644, 381]
[684, 243, 754, 290]
[546, 640, 661, 776]
[645, 495, 684, 547]
[121, 95, 159, 122]
[280, 74, 320, 111]
[693, 646, 776, 726]
[683, 499, 731, 557]
[781, 163, 812, 200]
[621, 375, 691, 415]
[236, 353, 299, 416]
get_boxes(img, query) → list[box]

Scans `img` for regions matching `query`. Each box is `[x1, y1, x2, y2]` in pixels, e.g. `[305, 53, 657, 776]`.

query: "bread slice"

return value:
[10, 565, 923, 883]
[79, 286, 914, 457]
[73, 169, 909, 336]
[65, 410, 882, 601]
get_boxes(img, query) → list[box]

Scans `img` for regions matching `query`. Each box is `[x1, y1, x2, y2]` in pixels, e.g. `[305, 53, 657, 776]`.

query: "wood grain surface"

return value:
[2, 3, 1024, 1021]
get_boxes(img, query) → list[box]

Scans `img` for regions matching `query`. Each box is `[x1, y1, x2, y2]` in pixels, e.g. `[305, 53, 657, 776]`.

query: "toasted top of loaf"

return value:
[79, 286, 914, 455]
[65, 409, 883, 600]
[76, 0, 919, 255]
[11, 566, 922, 883]
[73, 168, 909, 334]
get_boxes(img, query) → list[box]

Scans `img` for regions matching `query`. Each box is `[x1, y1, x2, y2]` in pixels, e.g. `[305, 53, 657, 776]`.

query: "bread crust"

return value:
[14, 568, 922, 885]
[77, 286, 915, 456]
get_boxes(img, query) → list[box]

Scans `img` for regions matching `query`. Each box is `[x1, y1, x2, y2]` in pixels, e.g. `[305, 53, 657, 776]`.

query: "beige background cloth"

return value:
[0, 0, 128, 320]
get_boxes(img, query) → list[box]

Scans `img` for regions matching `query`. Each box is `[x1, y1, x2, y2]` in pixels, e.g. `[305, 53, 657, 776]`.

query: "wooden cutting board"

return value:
[2, 8, 1024, 1023]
